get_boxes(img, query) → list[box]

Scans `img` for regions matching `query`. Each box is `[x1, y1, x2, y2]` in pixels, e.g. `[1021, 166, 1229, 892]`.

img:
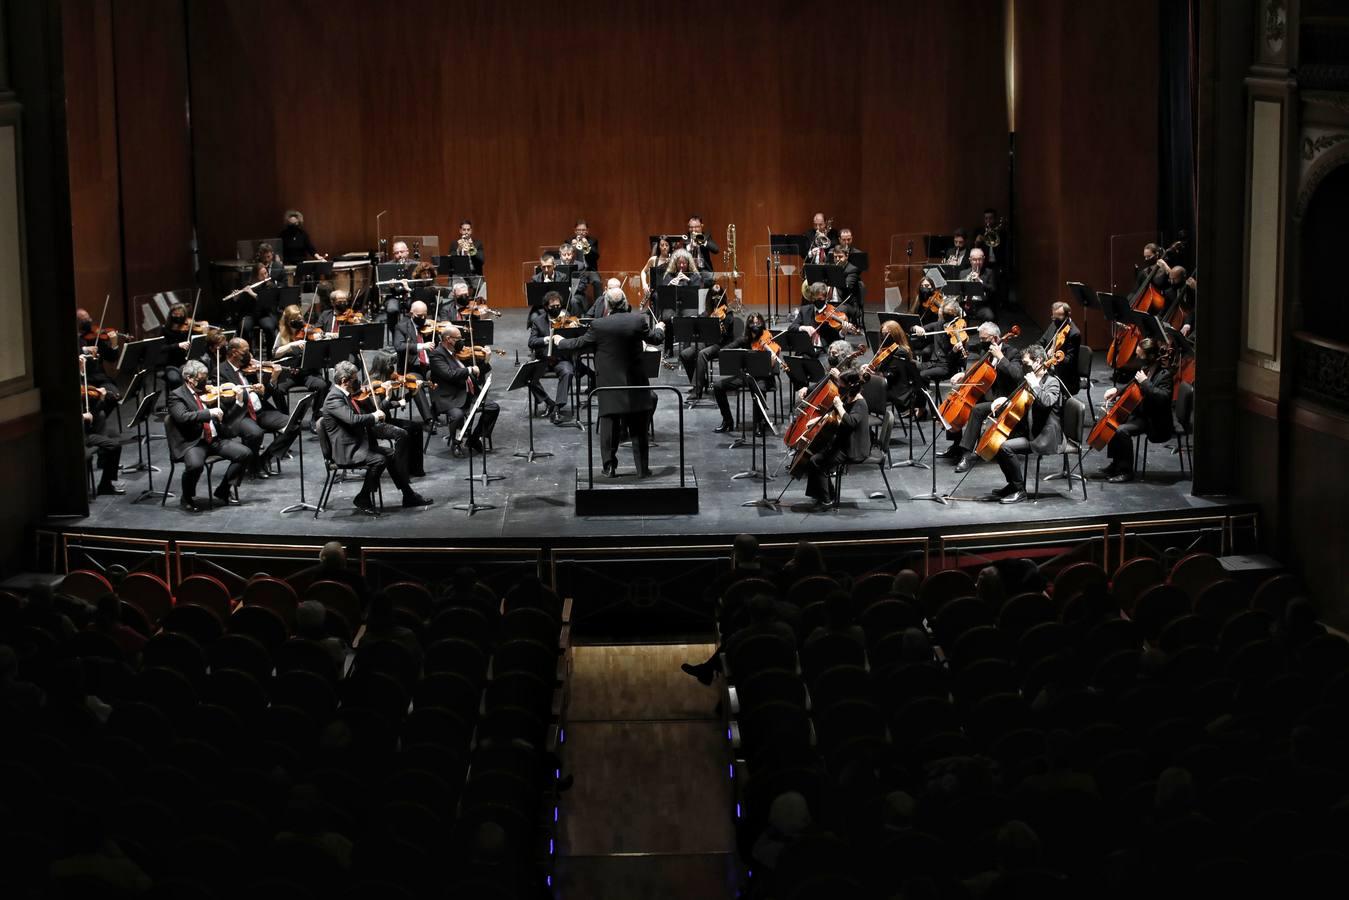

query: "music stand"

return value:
[1067, 281, 1101, 348]
[296, 260, 334, 289]
[803, 264, 848, 293]
[925, 235, 951, 258]
[447, 255, 477, 277]
[672, 316, 721, 352]
[129, 392, 170, 503]
[338, 323, 385, 351]
[723, 349, 774, 456]
[889, 358, 929, 470]
[118, 337, 166, 400]
[943, 280, 986, 314]
[299, 336, 357, 372]
[768, 232, 803, 323]
[740, 387, 781, 509]
[455, 375, 498, 514]
[527, 281, 566, 310]
[509, 360, 553, 462]
[454, 319, 494, 345]
[118, 370, 156, 473]
[278, 394, 317, 515]
[849, 251, 870, 273]
[877, 312, 922, 333]
[909, 388, 950, 505]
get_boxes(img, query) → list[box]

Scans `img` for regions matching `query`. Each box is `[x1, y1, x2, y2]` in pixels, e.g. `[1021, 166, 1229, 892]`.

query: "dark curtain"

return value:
[1159, 0, 1199, 271]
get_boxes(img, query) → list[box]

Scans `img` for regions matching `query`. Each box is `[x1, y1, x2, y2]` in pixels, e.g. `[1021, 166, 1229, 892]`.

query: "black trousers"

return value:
[353, 425, 415, 497]
[182, 438, 252, 499]
[600, 411, 652, 470]
[278, 372, 328, 422]
[680, 344, 719, 396]
[86, 432, 122, 486]
[994, 437, 1034, 486]
[529, 358, 575, 409]
[445, 400, 500, 446]
[802, 448, 848, 501]
[713, 374, 773, 426]
[958, 401, 997, 453]
[239, 313, 278, 353]
[228, 407, 295, 469]
[1107, 420, 1148, 472]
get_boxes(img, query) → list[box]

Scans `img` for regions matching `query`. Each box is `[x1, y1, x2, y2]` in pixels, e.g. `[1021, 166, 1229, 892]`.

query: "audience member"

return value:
[805, 589, 865, 649]
[90, 592, 146, 659]
[361, 589, 423, 665]
[296, 600, 347, 672]
[287, 541, 371, 611]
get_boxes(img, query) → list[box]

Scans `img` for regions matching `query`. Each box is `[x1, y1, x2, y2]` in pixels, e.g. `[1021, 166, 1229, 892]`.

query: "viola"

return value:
[814, 303, 854, 332]
[974, 350, 1065, 461]
[550, 315, 582, 330]
[334, 308, 366, 325]
[455, 344, 506, 362]
[923, 289, 944, 315]
[199, 383, 239, 405]
[459, 301, 502, 319]
[750, 329, 790, 373]
[937, 325, 1021, 429]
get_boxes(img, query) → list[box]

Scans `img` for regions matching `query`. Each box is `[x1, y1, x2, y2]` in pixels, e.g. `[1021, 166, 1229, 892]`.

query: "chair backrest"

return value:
[1062, 396, 1086, 445]
[1077, 345, 1094, 381]
[120, 572, 175, 625]
[305, 579, 362, 629]
[317, 423, 334, 463]
[176, 574, 233, 620]
[60, 569, 113, 603]
[1174, 381, 1195, 431]
[241, 576, 300, 629]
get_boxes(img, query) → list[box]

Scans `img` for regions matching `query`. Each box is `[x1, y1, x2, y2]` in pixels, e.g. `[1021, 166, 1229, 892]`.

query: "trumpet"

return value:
[457, 236, 475, 255]
[687, 232, 708, 248]
[571, 236, 592, 256]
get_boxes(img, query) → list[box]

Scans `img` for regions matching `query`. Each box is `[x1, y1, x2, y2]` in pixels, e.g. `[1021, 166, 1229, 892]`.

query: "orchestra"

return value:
[74, 210, 1197, 517]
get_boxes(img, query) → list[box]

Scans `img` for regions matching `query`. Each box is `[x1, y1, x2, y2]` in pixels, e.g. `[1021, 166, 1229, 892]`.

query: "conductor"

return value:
[552, 290, 664, 478]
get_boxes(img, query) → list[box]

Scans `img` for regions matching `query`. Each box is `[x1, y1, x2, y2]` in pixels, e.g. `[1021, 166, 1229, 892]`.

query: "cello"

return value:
[1087, 347, 1172, 450]
[974, 350, 1064, 461]
[783, 345, 866, 449]
[1107, 242, 1181, 367]
[937, 325, 1021, 429]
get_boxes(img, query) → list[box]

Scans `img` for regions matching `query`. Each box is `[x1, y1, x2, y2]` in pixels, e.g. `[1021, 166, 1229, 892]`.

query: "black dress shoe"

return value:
[1000, 488, 1027, 504]
[450, 441, 465, 459]
[639, 468, 654, 478]
[352, 494, 378, 514]
[938, 444, 964, 460]
[179, 497, 201, 512]
[96, 482, 126, 496]
[402, 492, 433, 508]
[601, 463, 618, 478]
[992, 482, 1018, 498]
[954, 455, 976, 473]
[1108, 471, 1135, 483]
[213, 491, 241, 506]
[1098, 463, 1120, 477]
[680, 662, 714, 686]
[542, 401, 557, 419]
[713, 420, 735, 433]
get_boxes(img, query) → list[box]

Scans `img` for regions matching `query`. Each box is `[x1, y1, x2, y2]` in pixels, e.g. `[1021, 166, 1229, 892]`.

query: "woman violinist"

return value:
[272, 303, 329, 430]
[909, 299, 969, 387]
[163, 301, 210, 392]
[709, 312, 779, 434]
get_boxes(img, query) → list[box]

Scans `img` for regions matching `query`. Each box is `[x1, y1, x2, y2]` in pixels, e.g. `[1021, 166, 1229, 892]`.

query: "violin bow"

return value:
[187, 288, 202, 335]
[95, 292, 111, 341]
[358, 349, 383, 414]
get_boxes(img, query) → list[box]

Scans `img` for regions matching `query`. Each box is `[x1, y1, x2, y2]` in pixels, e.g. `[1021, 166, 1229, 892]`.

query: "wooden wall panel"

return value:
[111, 0, 194, 302]
[62, 0, 124, 326]
[186, 0, 1010, 308]
[1014, 0, 1160, 341]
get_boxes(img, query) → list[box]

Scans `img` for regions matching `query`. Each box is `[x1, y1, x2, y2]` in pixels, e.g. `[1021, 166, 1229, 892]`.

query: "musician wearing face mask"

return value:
[788, 281, 860, 390]
[279, 209, 326, 266]
[321, 360, 432, 514]
[564, 219, 600, 269]
[982, 343, 1064, 504]
[681, 283, 737, 407]
[909, 299, 968, 385]
[829, 243, 865, 325]
[1137, 243, 1173, 292]
[388, 300, 436, 423]
[273, 303, 330, 430]
[958, 248, 996, 323]
[1099, 338, 1173, 484]
[79, 355, 124, 496]
[163, 302, 210, 393]
[684, 214, 719, 276]
[914, 277, 942, 324]
[534, 253, 585, 317]
[197, 329, 228, 379]
[367, 350, 427, 478]
[76, 308, 122, 414]
[1162, 267, 1196, 337]
[237, 262, 280, 350]
[1040, 302, 1081, 395]
[317, 289, 357, 336]
[711, 312, 778, 434]
[217, 337, 297, 478]
[166, 360, 253, 512]
[527, 291, 580, 424]
[942, 323, 1023, 470]
[429, 324, 500, 458]
[796, 368, 869, 507]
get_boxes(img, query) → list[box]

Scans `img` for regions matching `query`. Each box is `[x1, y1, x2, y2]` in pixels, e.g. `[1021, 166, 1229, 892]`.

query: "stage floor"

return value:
[52, 309, 1237, 547]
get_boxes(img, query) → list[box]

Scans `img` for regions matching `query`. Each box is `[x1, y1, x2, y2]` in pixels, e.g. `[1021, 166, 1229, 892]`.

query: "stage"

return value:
[43, 309, 1255, 631]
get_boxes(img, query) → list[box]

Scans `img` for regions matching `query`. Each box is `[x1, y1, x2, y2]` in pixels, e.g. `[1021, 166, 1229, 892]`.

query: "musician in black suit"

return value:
[533, 253, 586, 318]
[428, 325, 500, 457]
[236, 262, 281, 351]
[76, 308, 122, 411]
[828, 243, 865, 324]
[957, 248, 997, 323]
[1099, 338, 1173, 484]
[556, 243, 602, 311]
[802, 212, 838, 261]
[681, 283, 737, 405]
[985, 344, 1064, 504]
[527, 291, 580, 423]
[452, 220, 485, 275]
[320, 361, 432, 513]
[380, 242, 417, 329]
[79, 356, 124, 496]
[564, 219, 600, 269]
[943, 229, 970, 267]
[1163, 267, 1196, 336]
[586, 281, 631, 319]
[795, 369, 870, 506]
[910, 299, 968, 386]
[946, 323, 1024, 470]
[837, 228, 866, 271]
[166, 361, 253, 511]
[787, 281, 861, 391]
[684, 214, 719, 276]
[217, 338, 297, 476]
[279, 209, 324, 266]
[552, 301, 664, 477]
[711, 312, 777, 433]
[1040, 302, 1082, 396]
[390, 300, 436, 422]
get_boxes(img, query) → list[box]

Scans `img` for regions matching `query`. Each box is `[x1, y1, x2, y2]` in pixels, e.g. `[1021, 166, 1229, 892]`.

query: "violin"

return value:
[351, 380, 393, 403]
[455, 344, 506, 362]
[936, 326, 1023, 429]
[199, 383, 239, 405]
[750, 329, 790, 372]
[81, 327, 119, 347]
[923, 289, 944, 315]
[419, 318, 457, 336]
[550, 315, 582, 330]
[167, 320, 210, 335]
[914, 317, 971, 347]
[334, 308, 366, 326]
[241, 361, 295, 377]
[389, 372, 432, 392]
[458, 301, 502, 319]
[814, 303, 856, 332]
[299, 323, 326, 341]
[974, 351, 1065, 460]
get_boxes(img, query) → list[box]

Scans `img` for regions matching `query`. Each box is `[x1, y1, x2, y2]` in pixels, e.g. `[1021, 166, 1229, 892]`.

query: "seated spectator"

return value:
[682, 594, 796, 685]
[976, 565, 1006, 613]
[296, 600, 348, 672]
[0, 643, 45, 711]
[892, 568, 921, 598]
[899, 626, 935, 664]
[709, 534, 774, 622]
[437, 566, 496, 618]
[91, 592, 146, 659]
[964, 820, 1043, 898]
[21, 584, 77, 639]
[288, 541, 370, 612]
[778, 540, 827, 592]
[1277, 597, 1325, 649]
[751, 791, 815, 872]
[360, 589, 422, 664]
[805, 589, 865, 649]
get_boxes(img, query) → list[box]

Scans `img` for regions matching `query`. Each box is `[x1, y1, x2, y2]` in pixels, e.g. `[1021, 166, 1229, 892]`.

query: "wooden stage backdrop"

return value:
[63, 0, 1157, 333]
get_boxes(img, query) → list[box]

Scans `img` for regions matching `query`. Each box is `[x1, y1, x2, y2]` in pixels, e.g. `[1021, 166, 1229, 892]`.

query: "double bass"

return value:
[937, 325, 1021, 430]
[974, 350, 1064, 461]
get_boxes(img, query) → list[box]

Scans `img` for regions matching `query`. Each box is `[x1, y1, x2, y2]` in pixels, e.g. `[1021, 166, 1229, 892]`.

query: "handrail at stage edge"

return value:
[585, 384, 686, 489]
